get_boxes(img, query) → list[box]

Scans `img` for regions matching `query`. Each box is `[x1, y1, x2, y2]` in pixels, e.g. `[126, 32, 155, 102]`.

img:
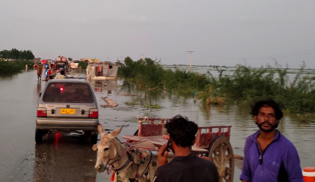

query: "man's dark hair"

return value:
[165, 115, 198, 148]
[60, 70, 65, 75]
[251, 99, 283, 120]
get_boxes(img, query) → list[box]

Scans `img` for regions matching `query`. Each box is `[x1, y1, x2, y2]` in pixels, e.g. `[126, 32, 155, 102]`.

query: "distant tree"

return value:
[0, 49, 34, 60]
[10, 48, 19, 59]
[0, 50, 10, 58]
[124, 57, 134, 66]
[25, 50, 35, 60]
[19, 50, 27, 59]
[68, 57, 73, 61]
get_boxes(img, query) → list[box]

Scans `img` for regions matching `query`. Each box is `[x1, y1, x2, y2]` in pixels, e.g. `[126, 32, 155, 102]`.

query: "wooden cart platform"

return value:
[121, 135, 208, 152]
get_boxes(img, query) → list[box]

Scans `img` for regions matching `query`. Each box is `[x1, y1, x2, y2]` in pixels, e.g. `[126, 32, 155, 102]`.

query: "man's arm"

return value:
[240, 138, 252, 182]
[157, 143, 168, 166]
[284, 144, 304, 182]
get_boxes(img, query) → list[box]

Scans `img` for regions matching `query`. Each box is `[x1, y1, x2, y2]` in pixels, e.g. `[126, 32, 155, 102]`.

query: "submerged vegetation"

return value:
[0, 60, 34, 74]
[118, 57, 315, 113]
[208, 63, 315, 113]
[0, 48, 35, 74]
[125, 101, 162, 109]
[118, 57, 209, 96]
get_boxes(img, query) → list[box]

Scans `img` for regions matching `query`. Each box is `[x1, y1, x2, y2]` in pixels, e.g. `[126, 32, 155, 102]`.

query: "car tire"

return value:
[90, 134, 98, 144]
[35, 129, 43, 143]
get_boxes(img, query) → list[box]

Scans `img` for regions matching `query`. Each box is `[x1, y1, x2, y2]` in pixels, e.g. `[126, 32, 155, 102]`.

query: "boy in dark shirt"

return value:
[153, 115, 219, 182]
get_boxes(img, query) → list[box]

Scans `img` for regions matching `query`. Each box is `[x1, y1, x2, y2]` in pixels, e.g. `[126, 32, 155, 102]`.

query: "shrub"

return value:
[118, 57, 315, 113]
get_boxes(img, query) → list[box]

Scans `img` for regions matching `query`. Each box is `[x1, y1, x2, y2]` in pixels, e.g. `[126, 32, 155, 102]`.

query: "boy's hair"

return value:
[251, 99, 283, 120]
[165, 115, 198, 148]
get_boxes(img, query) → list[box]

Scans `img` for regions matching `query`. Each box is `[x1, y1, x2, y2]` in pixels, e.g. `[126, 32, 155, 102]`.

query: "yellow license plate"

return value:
[60, 109, 75, 114]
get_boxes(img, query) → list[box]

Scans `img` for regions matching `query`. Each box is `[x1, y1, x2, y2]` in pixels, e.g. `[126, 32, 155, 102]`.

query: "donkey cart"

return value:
[121, 117, 235, 182]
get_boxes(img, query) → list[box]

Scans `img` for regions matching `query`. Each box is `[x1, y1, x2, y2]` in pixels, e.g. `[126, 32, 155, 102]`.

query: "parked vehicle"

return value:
[35, 79, 99, 144]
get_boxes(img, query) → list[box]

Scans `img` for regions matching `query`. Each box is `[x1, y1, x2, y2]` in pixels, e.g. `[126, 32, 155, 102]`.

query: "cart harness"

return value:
[107, 139, 154, 180]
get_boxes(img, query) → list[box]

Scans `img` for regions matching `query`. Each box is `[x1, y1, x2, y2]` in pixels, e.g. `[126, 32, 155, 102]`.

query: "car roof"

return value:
[48, 79, 89, 84]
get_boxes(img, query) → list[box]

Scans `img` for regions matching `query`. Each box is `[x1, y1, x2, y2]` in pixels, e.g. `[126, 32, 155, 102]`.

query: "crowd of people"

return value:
[34, 56, 68, 80]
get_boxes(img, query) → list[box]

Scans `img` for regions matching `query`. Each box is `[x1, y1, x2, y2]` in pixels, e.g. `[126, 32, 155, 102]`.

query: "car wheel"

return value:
[35, 129, 43, 143]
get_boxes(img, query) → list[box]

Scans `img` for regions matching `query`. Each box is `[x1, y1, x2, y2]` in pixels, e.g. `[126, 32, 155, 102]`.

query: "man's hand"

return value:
[158, 143, 168, 166]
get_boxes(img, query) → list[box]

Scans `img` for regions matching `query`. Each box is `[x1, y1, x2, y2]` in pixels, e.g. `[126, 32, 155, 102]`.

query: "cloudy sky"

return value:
[1, 0, 315, 68]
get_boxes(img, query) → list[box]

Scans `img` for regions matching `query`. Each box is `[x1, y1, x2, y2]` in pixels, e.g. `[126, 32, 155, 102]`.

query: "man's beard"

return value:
[255, 121, 278, 133]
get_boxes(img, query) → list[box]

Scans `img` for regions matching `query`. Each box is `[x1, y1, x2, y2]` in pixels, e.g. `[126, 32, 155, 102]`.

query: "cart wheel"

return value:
[207, 136, 234, 182]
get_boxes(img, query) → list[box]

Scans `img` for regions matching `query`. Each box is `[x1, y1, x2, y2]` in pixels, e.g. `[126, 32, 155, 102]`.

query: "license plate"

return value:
[60, 109, 75, 114]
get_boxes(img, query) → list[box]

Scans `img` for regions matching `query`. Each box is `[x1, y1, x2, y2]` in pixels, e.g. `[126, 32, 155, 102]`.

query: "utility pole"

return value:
[141, 54, 145, 63]
[187, 51, 194, 72]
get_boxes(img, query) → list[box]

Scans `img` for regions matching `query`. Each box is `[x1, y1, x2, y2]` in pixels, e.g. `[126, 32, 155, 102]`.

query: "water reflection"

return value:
[33, 133, 97, 182]
[119, 80, 198, 110]
[89, 80, 118, 96]
[0, 72, 19, 81]
[36, 82, 41, 94]
[33, 81, 45, 105]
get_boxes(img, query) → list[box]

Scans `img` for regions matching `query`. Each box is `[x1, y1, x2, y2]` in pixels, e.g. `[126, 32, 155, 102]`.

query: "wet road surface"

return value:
[1, 70, 315, 182]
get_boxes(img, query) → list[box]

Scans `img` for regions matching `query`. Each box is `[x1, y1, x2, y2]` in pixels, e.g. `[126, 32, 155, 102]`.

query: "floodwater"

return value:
[0, 69, 315, 182]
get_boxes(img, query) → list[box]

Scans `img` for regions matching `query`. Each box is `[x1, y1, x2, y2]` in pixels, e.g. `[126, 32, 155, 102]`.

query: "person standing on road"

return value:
[153, 115, 219, 182]
[240, 99, 304, 182]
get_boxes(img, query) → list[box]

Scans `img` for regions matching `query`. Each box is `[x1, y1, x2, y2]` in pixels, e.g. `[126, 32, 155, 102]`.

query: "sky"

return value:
[1, 0, 315, 68]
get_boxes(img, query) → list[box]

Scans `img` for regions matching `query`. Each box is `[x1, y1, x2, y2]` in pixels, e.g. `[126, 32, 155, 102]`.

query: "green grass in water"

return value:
[118, 58, 315, 113]
[0, 60, 34, 74]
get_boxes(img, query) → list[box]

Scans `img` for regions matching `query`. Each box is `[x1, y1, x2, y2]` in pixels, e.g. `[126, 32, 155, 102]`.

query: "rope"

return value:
[105, 137, 156, 180]
[135, 150, 153, 181]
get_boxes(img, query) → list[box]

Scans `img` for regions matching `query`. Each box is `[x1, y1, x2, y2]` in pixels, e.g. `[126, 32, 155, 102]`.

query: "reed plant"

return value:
[118, 57, 315, 113]
[0, 59, 34, 74]
[207, 63, 315, 113]
[118, 57, 209, 96]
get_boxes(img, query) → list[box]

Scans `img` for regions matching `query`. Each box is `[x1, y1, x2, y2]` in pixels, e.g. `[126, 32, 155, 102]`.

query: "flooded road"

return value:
[0, 70, 315, 182]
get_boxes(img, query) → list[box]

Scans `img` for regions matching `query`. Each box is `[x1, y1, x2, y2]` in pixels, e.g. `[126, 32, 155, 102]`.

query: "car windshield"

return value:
[43, 82, 94, 103]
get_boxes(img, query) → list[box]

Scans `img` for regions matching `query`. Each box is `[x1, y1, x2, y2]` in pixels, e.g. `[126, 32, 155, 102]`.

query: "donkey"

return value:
[92, 124, 157, 182]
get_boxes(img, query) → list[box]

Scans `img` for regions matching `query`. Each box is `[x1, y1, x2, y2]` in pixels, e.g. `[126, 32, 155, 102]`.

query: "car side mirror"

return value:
[39, 92, 41, 97]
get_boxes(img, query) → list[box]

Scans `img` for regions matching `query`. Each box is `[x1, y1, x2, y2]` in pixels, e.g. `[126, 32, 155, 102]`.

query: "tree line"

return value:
[0, 48, 35, 60]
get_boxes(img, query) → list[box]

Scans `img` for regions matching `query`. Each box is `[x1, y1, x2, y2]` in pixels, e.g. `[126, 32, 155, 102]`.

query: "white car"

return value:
[35, 79, 99, 144]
